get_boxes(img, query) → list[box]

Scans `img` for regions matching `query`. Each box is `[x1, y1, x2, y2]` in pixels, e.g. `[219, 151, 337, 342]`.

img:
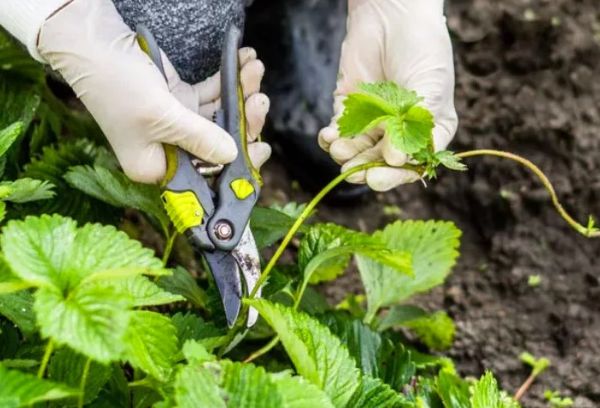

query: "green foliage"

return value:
[520, 352, 551, 377]
[174, 345, 335, 408]
[378, 306, 456, 351]
[0, 178, 55, 203]
[48, 348, 111, 406]
[2, 215, 164, 289]
[436, 369, 470, 408]
[0, 291, 36, 335]
[0, 46, 520, 407]
[157, 266, 208, 308]
[250, 206, 307, 249]
[64, 165, 169, 232]
[21, 140, 119, 223]
[470, 371, 520, 408]
[35, 284, 132, 363]
[414, 150, 468, 179]
[247, 299, 361, 407]
[0, 76, 40, 133]
[346, 376, 410, 408]
[544, 390, 574, 407]
[0, 29, 45, 82]
[0, 122, 24, 158]
[357, 220, 461, 320]
[338, 82, 431, 155]
[0, 364, 77, 406]
[171, 312, 227, 353]
[123, 311, 178, 381]
[299, 223, 412, 286]
[0, 214, 174, 366]
[528, 275, 542, 287]
[338, 81, 467, 179]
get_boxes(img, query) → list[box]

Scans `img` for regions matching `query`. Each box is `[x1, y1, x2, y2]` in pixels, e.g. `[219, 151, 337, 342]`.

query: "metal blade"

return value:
[231, 226, 262, 327]
[203, 250, 243, 328]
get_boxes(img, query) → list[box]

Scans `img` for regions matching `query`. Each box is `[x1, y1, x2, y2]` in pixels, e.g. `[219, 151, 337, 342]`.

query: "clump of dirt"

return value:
[258, 0, 600, 406]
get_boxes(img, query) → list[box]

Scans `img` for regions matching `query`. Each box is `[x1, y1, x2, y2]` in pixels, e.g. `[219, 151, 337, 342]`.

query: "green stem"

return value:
[293, 247, 361, 310]
[77, 358, 92, 408]
[243, 149, 595, 361]
[37, 339, 54, 379]
[514, 372, 537, 401]
[244, 336, 280, 363]
[127, 379, 153, 389]
[243, 162, 385, 362]
[249, 161, 385, 299]
[457, 150, 599, 238]
[162, 231, 178, 266]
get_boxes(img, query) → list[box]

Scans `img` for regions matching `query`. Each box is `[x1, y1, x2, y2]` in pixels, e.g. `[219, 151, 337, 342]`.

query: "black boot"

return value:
[245, 0, 370, 203]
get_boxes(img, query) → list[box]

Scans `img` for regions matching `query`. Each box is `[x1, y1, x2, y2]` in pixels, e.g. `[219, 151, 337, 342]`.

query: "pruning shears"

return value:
[136, 25, 262, 328]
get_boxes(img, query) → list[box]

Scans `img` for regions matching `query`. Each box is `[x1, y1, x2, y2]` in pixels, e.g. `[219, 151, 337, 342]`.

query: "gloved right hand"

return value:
[37, 0, 270, 184]
[318, 0, 457, 192]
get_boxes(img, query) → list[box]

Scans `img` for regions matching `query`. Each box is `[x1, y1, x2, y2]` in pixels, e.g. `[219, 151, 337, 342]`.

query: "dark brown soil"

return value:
[258, 1, 600, 406]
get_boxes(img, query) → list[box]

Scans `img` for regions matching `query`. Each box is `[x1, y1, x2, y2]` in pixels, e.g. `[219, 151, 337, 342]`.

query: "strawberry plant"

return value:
[0, 29, 594, 407]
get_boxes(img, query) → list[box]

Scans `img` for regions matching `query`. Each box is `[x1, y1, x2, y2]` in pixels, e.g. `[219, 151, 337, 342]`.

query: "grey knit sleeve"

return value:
[113, 0, 246, 83]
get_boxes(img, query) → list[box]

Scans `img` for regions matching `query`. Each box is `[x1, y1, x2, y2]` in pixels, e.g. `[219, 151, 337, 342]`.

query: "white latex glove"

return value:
[37, 0, 270, 184]
[318, 0, 458, 192]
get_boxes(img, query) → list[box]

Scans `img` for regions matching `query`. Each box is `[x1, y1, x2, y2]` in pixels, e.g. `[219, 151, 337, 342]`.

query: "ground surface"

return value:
[257, 1, 600, 406]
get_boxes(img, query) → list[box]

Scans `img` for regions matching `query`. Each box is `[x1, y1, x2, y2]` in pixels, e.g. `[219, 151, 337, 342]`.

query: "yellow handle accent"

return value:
[230, 179, 255, 200]
[161, 145, 179, 187]
[162, 191, 204, 234]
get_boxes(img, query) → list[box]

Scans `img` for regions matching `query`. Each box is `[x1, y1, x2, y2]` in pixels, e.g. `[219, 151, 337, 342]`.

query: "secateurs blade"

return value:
[136, 24, 262, 328]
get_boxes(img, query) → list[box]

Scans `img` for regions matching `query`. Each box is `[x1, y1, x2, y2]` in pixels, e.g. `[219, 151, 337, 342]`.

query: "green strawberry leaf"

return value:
[157, 266, 207, 308]
[0, 365, 78, 406]
[220, 362, 282, 407]
[48, 347, 111, 406]
[103, 275, 183, 307]
[435, 151, 467, 172]
[387, 106, 434, 155]
[338, 94, 392, 137]
[338, 82, 425, 138]
[378, 306, 456, 351]
[470, 372, 521, 408]
[358, 82, 422, 114]
[123, 311, 178, 382]
[0, 291, 36, 335]
[0, 255, 28, 295]
[0, 122, 23, 158]
[320, 314, 416, 390]
[171, 313, 227, 353]
[65, 165, 169, 233]
[0, 76, 40, 134]
[270, 202, 309, 219]
[271, 373, 335, 408]
[0, 178, 55, 203]
[175, 348, 334, 408]
[21, 140, 118, 224]
[357, 220, 461, 320]
[246, 299, 361, 407]
[250, 206, 307, 249]
[436, 369, 470, 408]
[519, 352, 550, 377]
[34, 283, 132, 363]
[1, 214, 164, 291]
[346, 376, 410, 408]
[299, 223, 412, 286]
[0, 30, 45, 82]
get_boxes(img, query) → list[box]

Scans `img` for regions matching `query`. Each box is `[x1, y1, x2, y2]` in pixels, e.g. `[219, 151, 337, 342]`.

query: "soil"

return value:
[256, 1, 600, 406]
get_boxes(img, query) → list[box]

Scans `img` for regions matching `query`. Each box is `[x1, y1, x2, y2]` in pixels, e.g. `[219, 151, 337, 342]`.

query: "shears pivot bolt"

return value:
[215, 221, 234, 241]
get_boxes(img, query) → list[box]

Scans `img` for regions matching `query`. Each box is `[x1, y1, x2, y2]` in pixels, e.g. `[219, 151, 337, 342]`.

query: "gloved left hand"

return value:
[37, 0, 270, 184]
